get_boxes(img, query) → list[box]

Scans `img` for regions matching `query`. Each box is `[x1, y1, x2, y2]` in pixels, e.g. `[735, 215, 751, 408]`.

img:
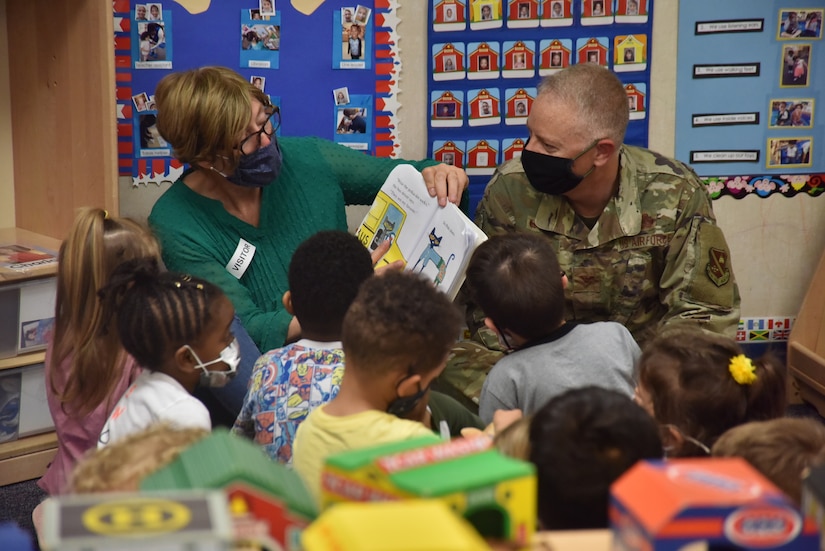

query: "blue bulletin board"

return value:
[676, 1, 825, 199]
[115, 0, 400, 185]
[427, 0, 655, 215]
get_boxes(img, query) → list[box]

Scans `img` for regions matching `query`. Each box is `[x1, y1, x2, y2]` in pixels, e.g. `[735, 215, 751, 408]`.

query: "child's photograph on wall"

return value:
[778, 9, 822, 39]
[336, 107, 368, 134]
[139, 114, 168, 149]
[781, 44, 811, 86]
[342, 22, 365, 60]
[251, 75, 266, 91]
[259, 0, 276, 16]
[769, 99, 813, 128]
[435, 101, 457, 119]
[132, 92, 150, 112]
[767, 137, 812, 168]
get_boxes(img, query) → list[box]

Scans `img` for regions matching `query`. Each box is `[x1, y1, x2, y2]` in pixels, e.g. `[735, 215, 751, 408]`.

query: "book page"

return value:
[356, 165, 440, 267]
[408, 203, 487, 300]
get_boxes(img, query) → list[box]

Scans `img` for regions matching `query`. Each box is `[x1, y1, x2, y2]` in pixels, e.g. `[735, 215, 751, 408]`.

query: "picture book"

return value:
[356, 164, 487, 300]
[0, 243, 57, 275]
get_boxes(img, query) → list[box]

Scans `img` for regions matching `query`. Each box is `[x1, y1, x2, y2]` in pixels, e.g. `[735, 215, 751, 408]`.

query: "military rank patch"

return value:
[706, 247, 731, 287]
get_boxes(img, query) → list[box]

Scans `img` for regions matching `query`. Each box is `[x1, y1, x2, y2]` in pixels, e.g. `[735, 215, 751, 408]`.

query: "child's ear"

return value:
[483, 317, 501, 335]
[396, 372, 423, 398]
[282, 290, 294, 315]
[662, 425, 684, 453]
[174, 345, 199, 374]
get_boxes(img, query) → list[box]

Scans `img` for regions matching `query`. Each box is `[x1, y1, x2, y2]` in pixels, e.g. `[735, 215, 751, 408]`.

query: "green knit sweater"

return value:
[149, 137, 437, 352]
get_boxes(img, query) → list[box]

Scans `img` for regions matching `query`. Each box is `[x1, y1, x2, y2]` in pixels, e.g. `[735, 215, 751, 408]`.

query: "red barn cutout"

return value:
[625, 83, 646, 120]
[433, 0, 467, 31]
[540, 0, 573, 27]
[502, 40, 536, 78]
[581, 0, 614, 25]
[577, 37, 607, 66]
[507, 0, 539, 29]
[433, 140, 465, 167]
[469, 89, 502, 126]
[539, 39, 572, 76]
[431, 91, 463, 128]
[468, 42, 501, 80]
[505, 88, 533, 124]
[467, 139, 499, 176]
[433, 43, 466, 81]
[615, 0, 648, 24]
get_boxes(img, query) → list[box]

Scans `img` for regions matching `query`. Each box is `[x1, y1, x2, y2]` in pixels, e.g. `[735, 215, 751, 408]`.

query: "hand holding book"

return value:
[357, 165, 486, 300]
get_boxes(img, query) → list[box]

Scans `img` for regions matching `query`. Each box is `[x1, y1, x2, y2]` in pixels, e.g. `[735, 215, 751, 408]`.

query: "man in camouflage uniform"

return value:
[441, 63, 740, 410]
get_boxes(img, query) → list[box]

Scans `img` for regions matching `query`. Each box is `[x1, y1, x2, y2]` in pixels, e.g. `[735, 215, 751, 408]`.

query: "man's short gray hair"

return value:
[536, 63, 630, 145]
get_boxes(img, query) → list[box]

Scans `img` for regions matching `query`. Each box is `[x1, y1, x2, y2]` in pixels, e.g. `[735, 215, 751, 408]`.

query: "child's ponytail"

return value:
[744, 352, 787, 422]
[98, 258, 223, 370]
[98, 257, 161, 333]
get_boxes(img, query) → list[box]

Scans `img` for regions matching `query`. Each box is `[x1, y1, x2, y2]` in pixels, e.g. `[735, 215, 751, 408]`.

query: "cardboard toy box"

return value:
[303, 500, 493, 551]
[40, 490, 232, 551]
[801, 462, 825, 549]
[142, 429, 317, 551]
[321, 435, 536, 546]
[611, 458, 819, 550]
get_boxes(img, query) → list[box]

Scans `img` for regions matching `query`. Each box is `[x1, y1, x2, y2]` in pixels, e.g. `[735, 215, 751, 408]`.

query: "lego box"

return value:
[321, 435, 536, 546]
[802, 462, 825, 549]
[611, 458, 819, 550]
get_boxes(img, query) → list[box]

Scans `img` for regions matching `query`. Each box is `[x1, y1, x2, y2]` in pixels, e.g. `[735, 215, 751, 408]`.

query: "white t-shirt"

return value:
[98, 371, 211, 448]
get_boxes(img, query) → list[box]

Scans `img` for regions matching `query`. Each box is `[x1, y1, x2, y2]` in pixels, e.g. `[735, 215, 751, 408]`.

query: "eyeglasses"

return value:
[238, 106, 280, 155]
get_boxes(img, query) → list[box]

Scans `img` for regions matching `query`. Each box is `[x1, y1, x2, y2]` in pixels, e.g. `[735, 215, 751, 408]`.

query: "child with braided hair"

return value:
[97, 258, 240, 447]
[634, 328, 786, 457]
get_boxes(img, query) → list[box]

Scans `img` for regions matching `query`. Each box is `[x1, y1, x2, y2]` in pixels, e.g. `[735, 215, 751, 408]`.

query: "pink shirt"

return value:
[38, 343, 141, 494]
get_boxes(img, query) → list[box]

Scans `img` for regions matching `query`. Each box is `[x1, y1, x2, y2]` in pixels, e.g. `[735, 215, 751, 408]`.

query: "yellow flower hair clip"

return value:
[729, 354, 757, 385]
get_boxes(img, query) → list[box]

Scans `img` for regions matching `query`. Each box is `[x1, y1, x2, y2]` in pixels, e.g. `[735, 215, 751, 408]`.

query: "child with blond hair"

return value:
[40, 208, 159, 495]
[712, 417, 825, 504]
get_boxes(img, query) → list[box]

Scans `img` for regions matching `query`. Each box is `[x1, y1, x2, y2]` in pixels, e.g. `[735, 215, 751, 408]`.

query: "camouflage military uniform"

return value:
[442, 145, 741, 409]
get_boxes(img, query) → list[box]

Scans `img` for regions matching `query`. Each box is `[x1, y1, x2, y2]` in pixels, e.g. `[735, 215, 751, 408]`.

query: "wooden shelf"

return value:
[0, 431, 57, 486]
[0, 431, 56, 461]
[0, 350, 46, 371]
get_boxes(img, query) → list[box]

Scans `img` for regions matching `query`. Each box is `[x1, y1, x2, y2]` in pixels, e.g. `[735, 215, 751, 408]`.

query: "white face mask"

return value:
[185, 338, 241, 388]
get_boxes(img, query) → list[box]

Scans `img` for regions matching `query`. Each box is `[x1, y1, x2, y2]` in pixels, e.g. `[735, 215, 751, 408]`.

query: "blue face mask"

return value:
[224, 139, 283, 188]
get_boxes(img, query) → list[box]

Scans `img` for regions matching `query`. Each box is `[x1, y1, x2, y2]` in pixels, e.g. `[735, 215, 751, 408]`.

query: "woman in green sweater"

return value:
[148, 66, 467, 415]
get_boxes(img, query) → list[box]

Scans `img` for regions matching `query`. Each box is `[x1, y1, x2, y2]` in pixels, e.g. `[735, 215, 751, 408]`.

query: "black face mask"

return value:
[387, 376, 431, 417]
[521, 139, 599, 195]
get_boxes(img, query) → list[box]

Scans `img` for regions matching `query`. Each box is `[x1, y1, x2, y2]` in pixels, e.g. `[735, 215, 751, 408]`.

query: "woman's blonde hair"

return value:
[154, 66, 269, 171]
[70, 424, 209, 493]
[51, 207, 159, 416]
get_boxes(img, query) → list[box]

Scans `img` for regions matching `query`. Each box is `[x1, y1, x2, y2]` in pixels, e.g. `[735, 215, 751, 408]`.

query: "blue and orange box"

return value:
[610, 458, 819, 550]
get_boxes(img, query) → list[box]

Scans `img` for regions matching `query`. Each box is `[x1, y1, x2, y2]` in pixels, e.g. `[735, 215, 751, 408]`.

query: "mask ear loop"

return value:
[663, 424, 711, 455]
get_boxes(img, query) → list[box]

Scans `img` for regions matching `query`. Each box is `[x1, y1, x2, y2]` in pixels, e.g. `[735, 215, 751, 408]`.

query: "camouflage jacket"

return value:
[473, 145, 741, 347]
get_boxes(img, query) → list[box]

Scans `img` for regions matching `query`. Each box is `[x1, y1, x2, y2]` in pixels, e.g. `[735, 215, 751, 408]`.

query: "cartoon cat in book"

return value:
[370, 216, 397, 251]
[412, 228, 456, 286]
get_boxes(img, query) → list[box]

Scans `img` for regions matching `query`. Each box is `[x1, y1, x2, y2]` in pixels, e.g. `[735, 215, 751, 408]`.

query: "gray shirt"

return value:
[478, 322, 639, 424]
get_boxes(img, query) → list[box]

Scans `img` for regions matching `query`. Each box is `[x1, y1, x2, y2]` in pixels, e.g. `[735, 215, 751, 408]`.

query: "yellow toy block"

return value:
[302, 500, 492, 551]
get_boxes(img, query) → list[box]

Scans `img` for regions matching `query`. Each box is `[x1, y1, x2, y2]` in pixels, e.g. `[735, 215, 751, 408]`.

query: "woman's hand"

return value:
[421, 164, 469, 207]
